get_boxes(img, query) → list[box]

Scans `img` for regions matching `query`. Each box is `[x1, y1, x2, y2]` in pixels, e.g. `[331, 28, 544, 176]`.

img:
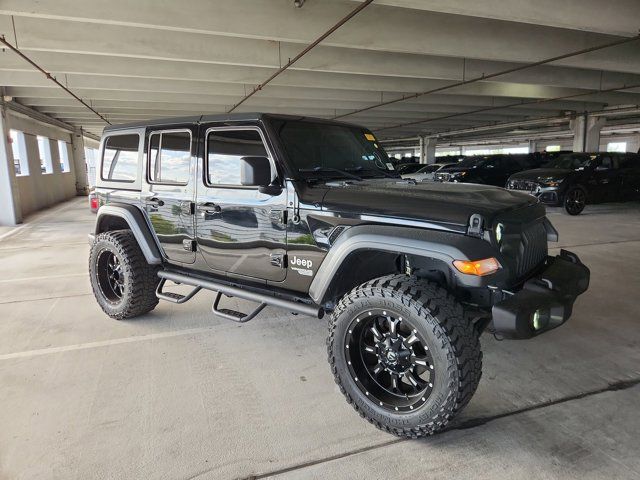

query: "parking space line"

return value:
[550, 238, 640, 250]
[245, 378, 640, 479]
[0, 326, 220, 361]
[0, 273, 88, 284]
[0, 293, 93, 305]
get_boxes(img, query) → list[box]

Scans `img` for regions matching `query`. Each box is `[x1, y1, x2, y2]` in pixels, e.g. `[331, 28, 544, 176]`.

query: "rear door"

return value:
[619, 154, 640, 199]
[141, 127, 197, 264]
[590, 154, 621, 202]
[480, 156, 506, 186]
[194, 126, 287, 282]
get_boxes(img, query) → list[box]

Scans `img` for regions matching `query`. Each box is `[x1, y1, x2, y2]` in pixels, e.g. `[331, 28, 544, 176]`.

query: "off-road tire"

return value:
[89, 229, 160, 319]
[328, 274, 482, 438]
[563, 186, 587, 215]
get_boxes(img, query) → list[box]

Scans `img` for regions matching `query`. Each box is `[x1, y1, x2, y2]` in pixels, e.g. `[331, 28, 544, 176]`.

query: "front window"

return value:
[544, 154, 593, 170]
[272, 120, 394, 179]
[207, 129, 269, 186]
[455, 157, 484, 168]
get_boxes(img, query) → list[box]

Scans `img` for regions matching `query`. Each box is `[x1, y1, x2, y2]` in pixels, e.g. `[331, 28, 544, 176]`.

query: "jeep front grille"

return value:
[500, 219, 548, 278]
[516, 221, 548, 277]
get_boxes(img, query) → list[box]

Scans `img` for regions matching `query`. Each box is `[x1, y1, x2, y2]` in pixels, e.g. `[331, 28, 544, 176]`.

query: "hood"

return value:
[438, 165, 474, 174]
[298, 178, 539, 228]
[509, 168, 573, 181]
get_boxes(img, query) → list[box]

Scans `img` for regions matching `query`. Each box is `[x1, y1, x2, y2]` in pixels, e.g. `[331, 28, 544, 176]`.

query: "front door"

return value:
[142, 128, 196, 264]
[195, 126, 287, 282]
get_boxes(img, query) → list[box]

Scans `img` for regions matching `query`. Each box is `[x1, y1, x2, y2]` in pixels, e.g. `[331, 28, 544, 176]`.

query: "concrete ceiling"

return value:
[1, 0, 640, 139]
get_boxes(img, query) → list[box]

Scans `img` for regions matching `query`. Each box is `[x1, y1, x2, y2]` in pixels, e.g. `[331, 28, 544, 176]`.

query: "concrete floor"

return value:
[1, 198, 639, 480]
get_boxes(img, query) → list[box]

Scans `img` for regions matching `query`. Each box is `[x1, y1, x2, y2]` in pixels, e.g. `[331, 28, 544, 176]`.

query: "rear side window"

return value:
[148, 130, 191, 185]
[618, 154, 639, 169]
[102, 134, 140, 182]
[207, 129, 268, 186]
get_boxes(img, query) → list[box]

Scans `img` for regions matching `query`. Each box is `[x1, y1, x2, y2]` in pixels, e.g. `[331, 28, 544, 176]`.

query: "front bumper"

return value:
[491, 249, 590, 339]
[506, 184, 562, 206]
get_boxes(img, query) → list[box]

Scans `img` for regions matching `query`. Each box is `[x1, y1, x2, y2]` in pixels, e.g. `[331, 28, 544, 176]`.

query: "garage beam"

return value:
[227, 0, 374, 112]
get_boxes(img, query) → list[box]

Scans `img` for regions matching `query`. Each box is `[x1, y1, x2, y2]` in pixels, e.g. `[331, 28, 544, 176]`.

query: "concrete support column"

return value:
[0, 107, 22, 225]
[528, 140, 537, 153]
[71, 128, 89, 195]
[571, 114, 605, 152]
[419, 136, 437, 164]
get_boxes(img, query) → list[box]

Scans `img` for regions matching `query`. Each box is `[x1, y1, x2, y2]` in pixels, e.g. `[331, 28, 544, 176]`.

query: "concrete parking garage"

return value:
[1, 1, 640, 479]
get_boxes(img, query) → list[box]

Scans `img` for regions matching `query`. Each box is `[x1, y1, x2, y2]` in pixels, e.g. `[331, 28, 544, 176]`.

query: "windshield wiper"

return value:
[345, 166, 399, 179]
[299, 166, 363, 181]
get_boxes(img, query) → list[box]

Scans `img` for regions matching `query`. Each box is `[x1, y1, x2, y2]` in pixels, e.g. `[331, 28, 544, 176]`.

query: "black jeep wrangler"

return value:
[89, 113, 590, 438]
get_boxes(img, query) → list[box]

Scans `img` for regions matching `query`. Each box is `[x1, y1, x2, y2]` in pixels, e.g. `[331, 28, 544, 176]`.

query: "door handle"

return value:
[197, 202, 221, 214]
[147, 197, 165, 207]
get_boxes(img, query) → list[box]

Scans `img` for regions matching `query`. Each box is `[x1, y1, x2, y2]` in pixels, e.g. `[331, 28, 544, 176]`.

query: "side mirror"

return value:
[240, 156, 282, 195]
[241, 156, 272, 186]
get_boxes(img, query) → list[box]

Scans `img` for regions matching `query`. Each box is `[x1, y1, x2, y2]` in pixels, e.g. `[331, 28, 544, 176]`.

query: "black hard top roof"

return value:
[102, 112, 363, 133]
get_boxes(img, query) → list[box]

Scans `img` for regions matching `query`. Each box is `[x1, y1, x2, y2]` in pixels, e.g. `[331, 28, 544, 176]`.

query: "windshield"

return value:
[544, 154, 593, 170]
[454, 157, 484, 168]
[417, 164, 440, 174]
[272, 120, 395, 179]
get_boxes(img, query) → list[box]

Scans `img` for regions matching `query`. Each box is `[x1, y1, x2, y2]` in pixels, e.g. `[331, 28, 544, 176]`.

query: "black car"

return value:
[435, 154, 541, 187]
[395, 162, 423, 175]
[507, 152, 640, 215]
[88, 113, 589, 438]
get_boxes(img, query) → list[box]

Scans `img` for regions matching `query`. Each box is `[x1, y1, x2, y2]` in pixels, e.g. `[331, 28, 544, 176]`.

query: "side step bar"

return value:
[157, 270, 324, 321]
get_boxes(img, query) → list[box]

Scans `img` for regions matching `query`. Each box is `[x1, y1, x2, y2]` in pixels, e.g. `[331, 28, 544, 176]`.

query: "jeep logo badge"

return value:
[290, 255, 313, 269]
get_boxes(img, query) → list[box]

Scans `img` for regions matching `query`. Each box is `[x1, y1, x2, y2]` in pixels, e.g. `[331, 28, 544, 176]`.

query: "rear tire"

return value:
[89, 230, 160, 319]
[327, 274, 482, 438]
[564, 186, 587, 215]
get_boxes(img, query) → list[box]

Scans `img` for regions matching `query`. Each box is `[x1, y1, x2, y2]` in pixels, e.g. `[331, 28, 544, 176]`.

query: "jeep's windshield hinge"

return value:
[467, 213, 485, 238]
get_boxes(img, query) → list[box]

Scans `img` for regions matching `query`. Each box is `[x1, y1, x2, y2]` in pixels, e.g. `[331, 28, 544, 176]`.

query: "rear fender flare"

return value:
[93, 204, 163, 265]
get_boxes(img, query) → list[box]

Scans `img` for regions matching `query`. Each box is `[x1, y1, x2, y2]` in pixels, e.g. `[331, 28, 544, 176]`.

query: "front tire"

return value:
[89, 230, 160, 319]
[564, 186, 587, 215]
[328, 274, 482, 438]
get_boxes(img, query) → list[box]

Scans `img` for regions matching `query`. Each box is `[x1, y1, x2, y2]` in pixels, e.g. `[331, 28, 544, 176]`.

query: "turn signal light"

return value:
[453, 257, 501, 276]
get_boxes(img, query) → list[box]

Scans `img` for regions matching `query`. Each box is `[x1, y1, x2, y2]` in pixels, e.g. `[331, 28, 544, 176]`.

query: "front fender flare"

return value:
[308, 224, 501, 304]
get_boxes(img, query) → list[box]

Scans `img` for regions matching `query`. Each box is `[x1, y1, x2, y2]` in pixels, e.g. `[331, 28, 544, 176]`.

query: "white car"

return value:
[402, 163, 454, 182]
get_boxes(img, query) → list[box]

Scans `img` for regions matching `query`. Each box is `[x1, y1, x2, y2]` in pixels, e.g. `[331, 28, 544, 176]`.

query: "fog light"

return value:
[531, 309, 550, 331]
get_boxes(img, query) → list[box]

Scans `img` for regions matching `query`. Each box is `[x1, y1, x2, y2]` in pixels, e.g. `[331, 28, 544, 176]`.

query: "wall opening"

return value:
[9, 129, 29, 176]
[37, 136, 53, 174]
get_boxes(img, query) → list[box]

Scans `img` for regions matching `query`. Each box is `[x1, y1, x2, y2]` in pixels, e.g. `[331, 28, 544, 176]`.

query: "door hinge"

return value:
[181, 201, 195, 215]
[182, 239, 197, 252]
[270, 209, 287, 225]
[270, 253, 286, 268]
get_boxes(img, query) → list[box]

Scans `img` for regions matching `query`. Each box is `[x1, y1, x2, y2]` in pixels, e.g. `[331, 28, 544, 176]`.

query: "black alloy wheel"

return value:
[97, 250, 125, 301]
[344, 309, 435, 412]
[564, 187, 587, 215]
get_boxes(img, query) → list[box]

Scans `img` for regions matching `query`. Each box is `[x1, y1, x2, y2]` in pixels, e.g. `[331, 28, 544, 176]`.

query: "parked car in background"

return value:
[507, 152, 640, 215]
[395, 162, 424, 175]
[435, 154, 541, 187]
[402, 162, 455, 181]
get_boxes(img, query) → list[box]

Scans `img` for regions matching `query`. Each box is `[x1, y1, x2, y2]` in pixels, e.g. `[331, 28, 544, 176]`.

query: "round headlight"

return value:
[495, 223, 504, 244]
